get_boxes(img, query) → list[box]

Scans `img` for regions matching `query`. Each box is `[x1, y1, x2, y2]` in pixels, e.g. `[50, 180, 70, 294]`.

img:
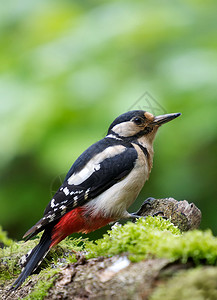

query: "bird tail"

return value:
[9, 229, 52, 292]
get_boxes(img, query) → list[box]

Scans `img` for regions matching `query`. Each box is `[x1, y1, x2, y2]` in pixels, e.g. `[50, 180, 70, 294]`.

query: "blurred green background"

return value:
[1, 0, 217, 240]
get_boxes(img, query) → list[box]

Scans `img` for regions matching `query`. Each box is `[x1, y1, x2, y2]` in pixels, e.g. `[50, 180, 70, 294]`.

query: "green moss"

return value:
[0, 239, 39, 282]
[21, 267, 59, 300]
[163, 229, 217, 265]
[150, 267, 217, 300]
[0, 233, 85, 283]
[57, 235, 85, 253]
[0, 226, 13, 247]
[45, 236, 85, 267]
[84, 217, 217, 265]
[85, 217, 181, 262]
[3, 217, 217, 298]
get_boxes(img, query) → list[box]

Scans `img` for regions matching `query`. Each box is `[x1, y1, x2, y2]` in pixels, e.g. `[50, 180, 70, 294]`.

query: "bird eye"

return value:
[133, 117, 143, 125]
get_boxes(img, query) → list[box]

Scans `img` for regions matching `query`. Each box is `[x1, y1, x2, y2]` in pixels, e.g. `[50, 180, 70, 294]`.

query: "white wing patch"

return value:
[67, 145, 126, 185]
[85, 148, 149, 219]
[50, 199, 55, 208]
[63, 187, 70, 196]
[50, 198, 59, 208]
[47, 213, 56, 222]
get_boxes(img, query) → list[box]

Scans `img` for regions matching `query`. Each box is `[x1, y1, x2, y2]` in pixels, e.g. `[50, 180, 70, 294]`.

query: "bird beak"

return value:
[151, 113, 181, 126]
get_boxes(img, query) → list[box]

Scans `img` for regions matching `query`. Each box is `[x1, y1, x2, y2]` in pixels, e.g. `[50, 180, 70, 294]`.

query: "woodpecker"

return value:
[10, 110, 181, 291]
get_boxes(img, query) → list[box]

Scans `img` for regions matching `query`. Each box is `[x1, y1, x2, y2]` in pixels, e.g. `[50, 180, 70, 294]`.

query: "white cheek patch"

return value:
[68, 145, 126, 185]
[112, 121, 140, 137]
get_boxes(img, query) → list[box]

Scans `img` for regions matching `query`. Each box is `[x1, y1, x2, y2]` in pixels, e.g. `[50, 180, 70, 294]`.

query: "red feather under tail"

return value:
[50, 207, 113, 247]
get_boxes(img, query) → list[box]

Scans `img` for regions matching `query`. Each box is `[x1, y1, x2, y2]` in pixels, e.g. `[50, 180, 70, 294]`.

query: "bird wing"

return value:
[24, 139, 137, 239]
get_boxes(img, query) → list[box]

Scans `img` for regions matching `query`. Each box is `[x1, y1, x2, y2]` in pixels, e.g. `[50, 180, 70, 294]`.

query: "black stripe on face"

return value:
[134, 126, 153, 138]
[110, 125, 153, 140]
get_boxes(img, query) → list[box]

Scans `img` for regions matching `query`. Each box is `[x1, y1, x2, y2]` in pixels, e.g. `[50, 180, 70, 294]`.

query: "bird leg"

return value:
[129, 213, 147, 220]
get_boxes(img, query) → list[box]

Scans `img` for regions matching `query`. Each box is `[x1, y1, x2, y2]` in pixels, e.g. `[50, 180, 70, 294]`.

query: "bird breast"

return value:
[85, 145, 151, 219]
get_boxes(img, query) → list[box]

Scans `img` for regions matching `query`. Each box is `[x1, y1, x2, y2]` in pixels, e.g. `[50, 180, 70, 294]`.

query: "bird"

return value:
[10, 110, 181, 291]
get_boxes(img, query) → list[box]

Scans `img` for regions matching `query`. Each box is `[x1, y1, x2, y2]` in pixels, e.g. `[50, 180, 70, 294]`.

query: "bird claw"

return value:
[129, 213, 146, 220]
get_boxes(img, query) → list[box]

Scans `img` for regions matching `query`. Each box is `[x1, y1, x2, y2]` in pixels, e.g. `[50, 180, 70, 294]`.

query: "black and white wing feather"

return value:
[24, 138, 137, 239]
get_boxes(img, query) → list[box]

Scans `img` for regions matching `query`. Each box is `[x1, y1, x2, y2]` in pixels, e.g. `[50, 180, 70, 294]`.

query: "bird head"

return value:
[107, 110, 181, 142]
